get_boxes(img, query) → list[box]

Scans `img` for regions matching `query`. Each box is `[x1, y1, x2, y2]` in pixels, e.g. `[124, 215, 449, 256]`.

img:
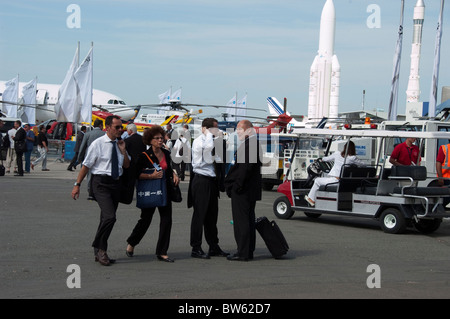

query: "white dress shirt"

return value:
[82, 134, 130, 176]
[192, 132, 216, 177]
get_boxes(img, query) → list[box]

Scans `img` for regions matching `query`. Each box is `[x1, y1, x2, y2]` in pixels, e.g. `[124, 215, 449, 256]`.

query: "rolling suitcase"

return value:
[255, 216, 289, 258]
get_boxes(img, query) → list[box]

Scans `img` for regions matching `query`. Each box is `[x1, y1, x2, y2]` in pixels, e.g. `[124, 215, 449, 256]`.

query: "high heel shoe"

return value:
[157, 255, 174, 263]
[126, 244, 134, 257]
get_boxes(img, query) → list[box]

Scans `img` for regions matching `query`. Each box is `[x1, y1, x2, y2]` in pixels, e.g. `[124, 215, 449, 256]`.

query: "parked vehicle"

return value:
[273, 128, 450, 234]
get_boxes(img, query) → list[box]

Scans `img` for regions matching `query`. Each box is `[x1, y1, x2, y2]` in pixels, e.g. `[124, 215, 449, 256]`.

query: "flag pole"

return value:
[428, 0, 444, 118]
[90, 41, 94, 126]
[387, 0, 404, 121]
[74, 41, 80, 139]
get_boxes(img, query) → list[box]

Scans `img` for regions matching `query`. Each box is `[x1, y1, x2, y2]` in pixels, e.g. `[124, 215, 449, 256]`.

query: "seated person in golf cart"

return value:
[304, 140, 366, 206]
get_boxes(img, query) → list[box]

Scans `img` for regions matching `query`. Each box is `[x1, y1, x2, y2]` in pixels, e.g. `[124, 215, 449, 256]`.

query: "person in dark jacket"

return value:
[119, 124, 146, 204]
[67, 126, 87, 171]
[13, 120, 26, 176]
[224, 120, 262, 261]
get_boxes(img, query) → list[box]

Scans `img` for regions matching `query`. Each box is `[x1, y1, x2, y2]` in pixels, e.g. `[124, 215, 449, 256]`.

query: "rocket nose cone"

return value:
[321, 0, 336, 18]
[415, 0, 425, 7]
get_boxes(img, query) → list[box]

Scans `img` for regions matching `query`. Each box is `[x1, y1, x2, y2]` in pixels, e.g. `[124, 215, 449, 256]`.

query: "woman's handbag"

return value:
[136, 152, 167, 208]
[169, 178, 182, 202]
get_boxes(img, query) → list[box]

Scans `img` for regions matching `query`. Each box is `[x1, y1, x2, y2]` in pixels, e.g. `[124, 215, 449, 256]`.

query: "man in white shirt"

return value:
[172, 124, 191, 181]
[189, 118, 229, 259]
[71, 115, 130, 266]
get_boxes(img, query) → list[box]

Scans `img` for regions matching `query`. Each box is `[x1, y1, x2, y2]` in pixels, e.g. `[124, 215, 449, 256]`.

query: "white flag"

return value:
[2, 75, 19, 117]
[225, 94, 237, 120]
[21, 78, 37, 125]
[170, 88, 182, 102]
[388, 0, 404, 121]
[158, 88, 171, 114]
[55, 47, 81, 122]
[75, 47, 93, 123]
[428, 0, 444, 118]
[236, 94, 247, 122]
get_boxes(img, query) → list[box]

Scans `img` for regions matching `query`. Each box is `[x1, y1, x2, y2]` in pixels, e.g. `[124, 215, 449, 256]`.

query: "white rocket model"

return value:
[307, 0, 340, 121]
[406, 0, 425, 103]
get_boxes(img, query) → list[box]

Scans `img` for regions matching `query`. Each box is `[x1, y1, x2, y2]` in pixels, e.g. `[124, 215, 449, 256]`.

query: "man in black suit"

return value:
[120, 124, 146, 204]
[13, 120, 26, 176]
[224, 120, 262, 261]
[124, 124, 146, 161]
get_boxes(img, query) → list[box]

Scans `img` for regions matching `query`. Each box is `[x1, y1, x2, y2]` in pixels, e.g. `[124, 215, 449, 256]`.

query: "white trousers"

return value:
[5, 148, 16, 170]
[307, 176, 339, 201]
[32, 146, 47, 170]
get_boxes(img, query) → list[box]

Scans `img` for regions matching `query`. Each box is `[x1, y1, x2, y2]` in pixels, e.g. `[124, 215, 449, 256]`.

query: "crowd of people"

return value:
[68, 116, 262, 266]
[0, 119, 51, 176]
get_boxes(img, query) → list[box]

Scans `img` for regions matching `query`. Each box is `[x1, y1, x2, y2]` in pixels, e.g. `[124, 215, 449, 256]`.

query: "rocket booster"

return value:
[406, 0, 425, 103]
[308, 0, 340, 121]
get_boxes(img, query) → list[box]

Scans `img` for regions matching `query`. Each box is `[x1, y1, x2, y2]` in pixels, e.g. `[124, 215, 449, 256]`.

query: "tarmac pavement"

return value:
[1, 157, 450, 300]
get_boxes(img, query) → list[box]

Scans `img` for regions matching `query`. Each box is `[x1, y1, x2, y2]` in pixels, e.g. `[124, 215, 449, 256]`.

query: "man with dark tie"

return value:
[71, 115, 130, 266]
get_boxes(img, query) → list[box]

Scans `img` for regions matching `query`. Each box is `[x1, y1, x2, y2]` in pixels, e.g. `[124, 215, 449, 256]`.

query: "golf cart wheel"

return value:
[380, 208, 406, 234]
[273, 196, 294, 220]
[414, 218, 442, 234]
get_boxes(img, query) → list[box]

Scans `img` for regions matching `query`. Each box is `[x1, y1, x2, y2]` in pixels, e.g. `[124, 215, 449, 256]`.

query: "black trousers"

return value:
[173, 161, 186, 180]
[190, 174, 220, 250]
[15, 150, 24, 175]
[127, 204, 172, 255]
[68, 152, 79, 169]
[91, 175, 121, 251]
[231, 191, 256, 259]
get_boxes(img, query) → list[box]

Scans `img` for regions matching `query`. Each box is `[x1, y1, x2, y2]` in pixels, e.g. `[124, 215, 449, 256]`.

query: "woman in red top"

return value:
[389, 137, 421, 166]
[125, 125, 179, 262]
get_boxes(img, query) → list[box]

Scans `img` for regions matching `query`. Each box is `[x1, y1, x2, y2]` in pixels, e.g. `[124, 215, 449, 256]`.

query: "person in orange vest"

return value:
[436, 144, 450, 185]
[436, 143, 450, 207]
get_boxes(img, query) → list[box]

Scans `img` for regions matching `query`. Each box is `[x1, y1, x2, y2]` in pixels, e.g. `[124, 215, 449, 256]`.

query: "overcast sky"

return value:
[0, 0, 449, 119]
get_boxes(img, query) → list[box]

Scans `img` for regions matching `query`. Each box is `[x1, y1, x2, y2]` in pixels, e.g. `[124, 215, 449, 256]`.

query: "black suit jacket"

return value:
[13, 127, 27, 153]
[119, 133, 147, 204]
[125, 133, 146, 164]
[224, 135, 262, 202]
[74, 131, 84, 153]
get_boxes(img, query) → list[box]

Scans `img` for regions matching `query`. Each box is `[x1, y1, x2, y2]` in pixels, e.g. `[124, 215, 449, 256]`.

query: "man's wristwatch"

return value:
[74, 182, 81, 187]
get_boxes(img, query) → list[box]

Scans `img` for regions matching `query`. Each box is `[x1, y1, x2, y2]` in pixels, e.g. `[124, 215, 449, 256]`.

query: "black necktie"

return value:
[111, 141, 119, 180]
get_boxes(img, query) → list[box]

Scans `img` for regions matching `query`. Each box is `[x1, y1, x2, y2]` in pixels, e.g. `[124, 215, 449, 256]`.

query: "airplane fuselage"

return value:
[0, 81, 134, 125]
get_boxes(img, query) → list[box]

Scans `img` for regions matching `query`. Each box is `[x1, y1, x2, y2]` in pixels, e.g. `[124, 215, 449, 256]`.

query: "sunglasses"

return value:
[112, 125, 123, 130]
[153, 136, 164, 140]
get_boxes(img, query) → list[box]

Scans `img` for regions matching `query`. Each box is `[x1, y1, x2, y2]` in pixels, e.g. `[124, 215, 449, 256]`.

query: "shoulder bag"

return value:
[135, 152, 167, 208]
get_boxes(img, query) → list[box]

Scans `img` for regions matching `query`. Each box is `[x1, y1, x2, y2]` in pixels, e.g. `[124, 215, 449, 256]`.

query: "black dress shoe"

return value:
[95, 250, 111, 266]
[208, 248, 230, 257]
[157, 255, 175, 263]
[126, 250, 134, 257]
[227, 254, 248, 262]
[191, 249, 210, 259]
[67, 167, 74, 171]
